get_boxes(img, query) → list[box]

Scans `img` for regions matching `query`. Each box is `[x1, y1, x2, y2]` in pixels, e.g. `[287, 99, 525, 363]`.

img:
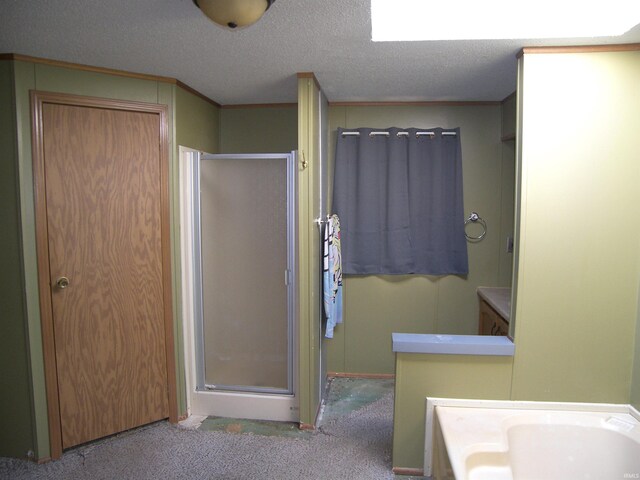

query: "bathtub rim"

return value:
[424, 396, 640, 478]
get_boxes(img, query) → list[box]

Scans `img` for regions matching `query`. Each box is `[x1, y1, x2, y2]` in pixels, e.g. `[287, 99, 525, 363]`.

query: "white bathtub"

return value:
[425, 398, 640, 480]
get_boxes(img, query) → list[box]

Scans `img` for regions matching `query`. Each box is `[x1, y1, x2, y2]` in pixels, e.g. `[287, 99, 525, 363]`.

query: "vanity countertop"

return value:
[392, 332, 514, 356]
[477, 287, 511, 322]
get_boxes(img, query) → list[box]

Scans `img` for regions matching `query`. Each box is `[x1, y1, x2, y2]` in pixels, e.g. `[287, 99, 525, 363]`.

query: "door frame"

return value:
[179, 149, 299, 422]
[30, 91, 178, 459]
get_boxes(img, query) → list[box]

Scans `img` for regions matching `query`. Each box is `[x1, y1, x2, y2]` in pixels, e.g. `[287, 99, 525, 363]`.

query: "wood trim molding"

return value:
[1, 53, 220, 107]
[9, 53, 175, 82]
[30, 90, 63, 460]
[175, 80, 221, 108]
[297, 71, 322, 92]
[221, 102, 297, 109]
[30, 90, 178, 459]
[329, 100, 500, 107]
[517, 43, 640, 58]
[328, 372, 396, 380]
[157, 101, 180, 426]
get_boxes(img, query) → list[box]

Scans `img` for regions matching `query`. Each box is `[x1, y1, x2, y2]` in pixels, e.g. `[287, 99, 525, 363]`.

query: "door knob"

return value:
[56, 276, 70, 289]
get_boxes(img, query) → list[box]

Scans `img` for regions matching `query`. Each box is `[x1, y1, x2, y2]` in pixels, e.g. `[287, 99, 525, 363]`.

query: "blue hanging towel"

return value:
[323, 214, 343, 338]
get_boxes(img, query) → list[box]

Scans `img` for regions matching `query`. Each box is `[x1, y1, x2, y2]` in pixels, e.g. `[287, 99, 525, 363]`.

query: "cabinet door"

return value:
[491, 316, 509, 336]
[478, 299, 509, 336]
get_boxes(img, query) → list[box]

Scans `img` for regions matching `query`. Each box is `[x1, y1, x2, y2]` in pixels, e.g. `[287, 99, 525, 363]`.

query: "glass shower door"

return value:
[194, 153, 295, 395]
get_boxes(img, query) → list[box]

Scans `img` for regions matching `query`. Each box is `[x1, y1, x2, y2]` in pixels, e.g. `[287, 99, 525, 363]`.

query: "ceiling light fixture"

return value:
[193, 0, 275, 30]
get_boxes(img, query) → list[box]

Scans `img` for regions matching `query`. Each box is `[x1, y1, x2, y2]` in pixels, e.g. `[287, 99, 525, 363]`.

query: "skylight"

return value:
[371, 0, 640, 41]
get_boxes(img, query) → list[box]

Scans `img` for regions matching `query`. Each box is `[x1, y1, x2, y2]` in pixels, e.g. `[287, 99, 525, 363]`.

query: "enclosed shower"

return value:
[180, 150, 298, 421]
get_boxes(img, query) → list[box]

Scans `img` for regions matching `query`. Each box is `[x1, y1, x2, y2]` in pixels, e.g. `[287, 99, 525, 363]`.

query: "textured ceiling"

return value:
[1, 0, 639, 105]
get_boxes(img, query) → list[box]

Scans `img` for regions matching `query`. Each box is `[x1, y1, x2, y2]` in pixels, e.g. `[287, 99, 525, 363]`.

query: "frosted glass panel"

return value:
[200, 157, 288, 391]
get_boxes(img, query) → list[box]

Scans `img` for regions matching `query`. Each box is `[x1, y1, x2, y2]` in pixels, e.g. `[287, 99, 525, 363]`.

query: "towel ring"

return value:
[464, 212, 487, 241]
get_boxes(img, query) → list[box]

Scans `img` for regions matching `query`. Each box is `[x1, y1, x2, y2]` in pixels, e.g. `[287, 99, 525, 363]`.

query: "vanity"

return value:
[477, 287, 511, 336]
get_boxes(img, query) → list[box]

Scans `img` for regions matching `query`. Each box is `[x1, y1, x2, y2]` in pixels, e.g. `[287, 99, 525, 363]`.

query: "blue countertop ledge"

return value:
[392, 333, 515, 356]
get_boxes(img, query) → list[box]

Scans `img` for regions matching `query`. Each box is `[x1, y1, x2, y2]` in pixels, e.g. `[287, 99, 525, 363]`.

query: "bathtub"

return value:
[425, 398, 640, 480]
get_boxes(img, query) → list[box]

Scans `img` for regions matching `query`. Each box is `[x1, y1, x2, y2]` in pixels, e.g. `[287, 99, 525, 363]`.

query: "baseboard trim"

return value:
[328, 372, 395, 379]
[392, 467, 424, 476]
[299, 422, 315, 431]
[37, 456, 51, 464]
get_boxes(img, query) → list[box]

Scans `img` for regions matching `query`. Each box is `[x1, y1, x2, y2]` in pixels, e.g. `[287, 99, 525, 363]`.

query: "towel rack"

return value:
[464, 212, 487, 241]
[315, 214, 331, 226]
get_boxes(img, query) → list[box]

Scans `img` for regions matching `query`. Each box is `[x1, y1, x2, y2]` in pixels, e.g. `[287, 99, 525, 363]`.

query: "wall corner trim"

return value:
[501, 91, 516, 104]
[328, 100, 500, 107]
[297, 72, 322, 93]
[517, 43, 640, 58]
[221, 102, 297, 109]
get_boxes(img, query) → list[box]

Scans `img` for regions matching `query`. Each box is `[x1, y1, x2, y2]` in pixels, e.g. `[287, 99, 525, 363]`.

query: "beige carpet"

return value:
[0, 394, 398, 480]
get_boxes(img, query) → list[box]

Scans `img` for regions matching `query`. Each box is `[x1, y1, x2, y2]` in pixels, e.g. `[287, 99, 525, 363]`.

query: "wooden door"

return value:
[32, 92, 176, 457]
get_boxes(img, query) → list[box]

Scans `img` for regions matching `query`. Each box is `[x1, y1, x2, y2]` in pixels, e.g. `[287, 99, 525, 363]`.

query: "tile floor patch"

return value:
[196, 378, 396, 441]
[199, 417, 312, 438]
[322, 377, 395, 423]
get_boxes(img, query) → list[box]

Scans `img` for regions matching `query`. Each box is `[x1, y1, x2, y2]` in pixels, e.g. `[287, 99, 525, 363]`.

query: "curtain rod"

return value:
[341, 131, 457, 137]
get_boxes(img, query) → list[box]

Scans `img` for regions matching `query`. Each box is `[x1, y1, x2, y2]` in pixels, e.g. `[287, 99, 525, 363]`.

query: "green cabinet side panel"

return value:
[220, 106, 296, 154]
[326, 105, 508, 374]
[392, 353, 513, 471]
[0, 60, 35, 459]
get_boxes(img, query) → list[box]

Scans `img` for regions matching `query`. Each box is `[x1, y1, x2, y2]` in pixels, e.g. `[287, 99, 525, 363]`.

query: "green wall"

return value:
[176, 87, 220, 154]
[392, 353, 513, 471]
[510, 50, 640, 403]
[297, 77, 325, 425]
[2, 58, 221, 460]
[0, 60, 36, 459]
[220, 105, 297, 153]
[325, 104, 513, 374]
[498, 94, 516, 288]
[391, 50, 640, 473]
[173, 85, 221, 419]
[11, 60, 176, 460]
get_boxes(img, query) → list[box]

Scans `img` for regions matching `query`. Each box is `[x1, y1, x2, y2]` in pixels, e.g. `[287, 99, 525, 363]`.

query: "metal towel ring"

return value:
[464, 212, 487, 241]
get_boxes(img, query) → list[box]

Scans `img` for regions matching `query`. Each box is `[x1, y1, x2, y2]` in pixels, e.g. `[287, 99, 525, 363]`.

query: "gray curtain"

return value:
[332, 127, 468, 275]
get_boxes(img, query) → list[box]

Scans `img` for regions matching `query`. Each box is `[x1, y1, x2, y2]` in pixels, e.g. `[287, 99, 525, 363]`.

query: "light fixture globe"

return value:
[194, 0, 275, 29]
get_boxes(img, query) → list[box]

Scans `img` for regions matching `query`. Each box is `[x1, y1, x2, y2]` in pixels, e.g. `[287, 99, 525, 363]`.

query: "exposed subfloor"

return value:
[197, 377, 425, 479]
[198, 376, 396, 437]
